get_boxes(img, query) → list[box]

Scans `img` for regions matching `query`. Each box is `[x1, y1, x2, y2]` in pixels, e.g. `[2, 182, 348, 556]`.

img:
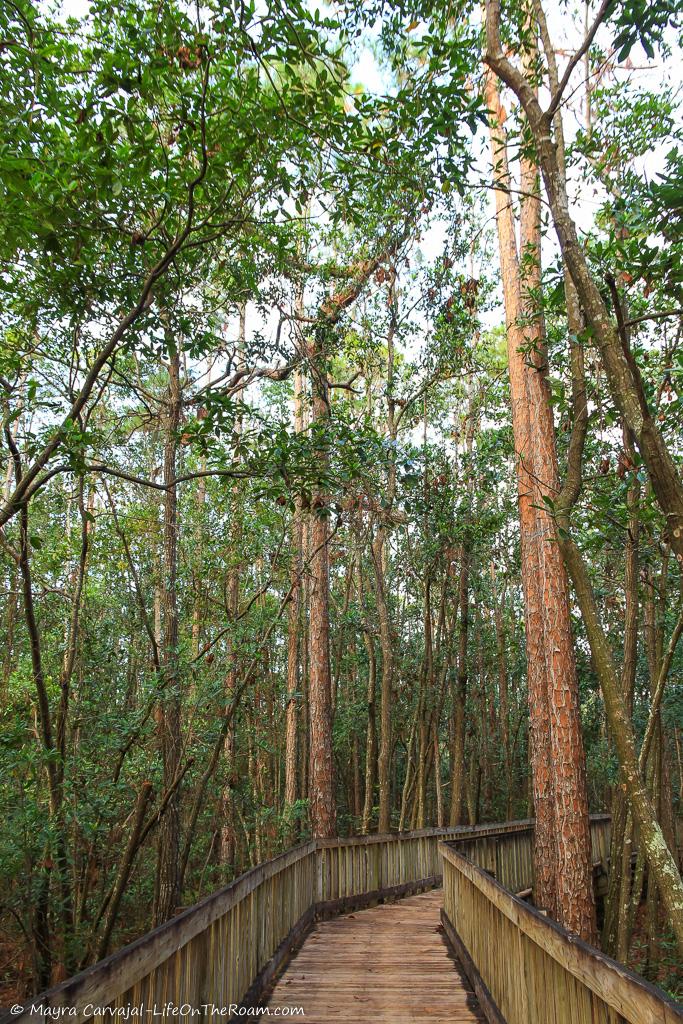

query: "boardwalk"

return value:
[267, 890, 484, 1022]
[12, 819, 680, 1024]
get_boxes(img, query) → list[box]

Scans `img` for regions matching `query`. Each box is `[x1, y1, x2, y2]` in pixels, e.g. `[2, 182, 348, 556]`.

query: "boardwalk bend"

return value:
[6, 816, 683, 1024]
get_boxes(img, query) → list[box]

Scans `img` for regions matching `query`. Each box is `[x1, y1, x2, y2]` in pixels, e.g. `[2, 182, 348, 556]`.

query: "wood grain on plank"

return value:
[266, 890, 484, 1023]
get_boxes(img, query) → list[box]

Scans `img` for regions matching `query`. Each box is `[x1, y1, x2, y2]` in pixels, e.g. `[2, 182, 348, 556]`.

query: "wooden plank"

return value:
[316, 875, 441, 918]
[267, 890, 484, 1023]
[10, 842, 318, 1021]
[440, 844, 683, 1024]
[240, 905, 315, 1010]
[440, 909, 507, 1024]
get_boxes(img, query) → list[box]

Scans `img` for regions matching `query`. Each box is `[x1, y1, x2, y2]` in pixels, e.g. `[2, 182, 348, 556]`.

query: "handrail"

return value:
[446, 813, 612, 895]
[6, 819, 532, 1023]
[10, 841, 319, 1024]
[440, 835, 683, 1024]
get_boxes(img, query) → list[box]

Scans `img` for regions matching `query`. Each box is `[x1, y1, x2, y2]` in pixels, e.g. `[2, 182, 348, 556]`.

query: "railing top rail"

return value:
[442, 814, 611, 846]
[20, 840, 317, 1015]
[12, 815, 611, 1020]
[318, 815, 609, 849]
[440, 841, 683, 1023]
[316, 818, 538, 847]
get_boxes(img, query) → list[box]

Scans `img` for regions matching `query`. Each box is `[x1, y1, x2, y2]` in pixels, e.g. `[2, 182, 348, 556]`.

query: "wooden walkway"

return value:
[267, 890, 484, 1022]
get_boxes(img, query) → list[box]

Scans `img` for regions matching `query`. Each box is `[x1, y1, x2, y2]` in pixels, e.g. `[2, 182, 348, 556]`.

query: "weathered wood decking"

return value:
[267, 890, 484, 1023]
[16, 818, 657, 1024]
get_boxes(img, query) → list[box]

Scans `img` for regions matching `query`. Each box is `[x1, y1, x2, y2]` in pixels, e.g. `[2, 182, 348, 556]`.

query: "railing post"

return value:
[315, 842, 323, 906]
[6, 819, 621, 1024]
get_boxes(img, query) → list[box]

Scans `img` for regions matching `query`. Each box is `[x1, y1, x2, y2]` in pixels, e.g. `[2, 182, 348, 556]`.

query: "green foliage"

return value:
[0, 0, 682, 997]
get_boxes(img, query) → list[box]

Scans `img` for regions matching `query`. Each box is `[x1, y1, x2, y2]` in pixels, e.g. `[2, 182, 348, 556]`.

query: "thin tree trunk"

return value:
[284, 361, 304, 824]
[307, 325, 336, 838]
[191, 462, 206, 662]
[604, 431, 640, 956]
[416, 705, 428, 829]
[361, 621, 377, 835]
[433, 722, 443, 827]
[304, 246, 397, 836]
[219, 305, 246, 868]
[372, 528, 394, 833]
[373, 279, 398, 833]
[9, 425, 76, 982]
[284, 533, 302, 812]
[491, 562, 512, 817]
[96, 783, 153, 959]
[485, 0, 683, 566]
[449, 552, 469, 826]
[352, 731, 362, 821]
[155, 348, 182, 924]
[399, 698, 420, 832]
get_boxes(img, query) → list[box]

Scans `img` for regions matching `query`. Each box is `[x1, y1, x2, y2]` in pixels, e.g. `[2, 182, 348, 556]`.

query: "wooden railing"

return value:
[7, 820, 529, 1023]
[6, 815, 619, 1024]
[18, 842, 319, 1024]
[441, 838, 683, 1024]
[447, 813, 611, 895]
[315, 819, 537, 909]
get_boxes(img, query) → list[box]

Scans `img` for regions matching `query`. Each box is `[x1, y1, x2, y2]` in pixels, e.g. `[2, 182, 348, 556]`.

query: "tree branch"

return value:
[546, 0, 614, 121]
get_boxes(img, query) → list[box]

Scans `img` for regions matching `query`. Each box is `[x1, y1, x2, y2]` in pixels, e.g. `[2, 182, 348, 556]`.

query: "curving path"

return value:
[266, 890, 484, 1023]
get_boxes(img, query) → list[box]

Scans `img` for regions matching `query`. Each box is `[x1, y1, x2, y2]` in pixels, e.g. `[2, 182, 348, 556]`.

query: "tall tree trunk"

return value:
[307, 242, 402, 836]
[360, 596, 377, 834]
[191, 462, 206, 663]
[449, 551, 469, 826]
[450, 387, 475, 829]
[491, 562, 512, 817]
[520, 111, 595, 942]
[284, 509, 302, 815]
[155, 347, 182, 924]
[285, 359, 304, 829]
[642, 558, 677, 974]
[372, 529, 394, 832]
[485, 68, 595, 939]
[489, 105, 556, 905]
[352, 730, 362, 821]
[485, 0, 683, 566]
[374, 279, 398, 833]
[9, 427, 79, 981]
[219, 305, 246, 868]
[603, 430, 640, 957]
[399, 693, 420, 832]
[466, 750, 480, 827]
[2, 561, 17, 696]
[299, 518, 311, 808]
[433, 722, 444, 827]
[417, 577, 434, 829]
[218, 565, 239, 870]
[307, 325, 336, 838]
[415, 705, 428, 829]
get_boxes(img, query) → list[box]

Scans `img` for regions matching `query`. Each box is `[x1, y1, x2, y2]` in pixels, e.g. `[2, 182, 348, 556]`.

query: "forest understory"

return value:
[1, 0, 682, 1007]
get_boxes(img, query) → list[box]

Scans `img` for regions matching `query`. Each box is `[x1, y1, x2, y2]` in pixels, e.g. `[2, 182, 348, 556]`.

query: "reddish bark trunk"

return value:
[307, 327, 336, 838]
[486, 71, 595, 939]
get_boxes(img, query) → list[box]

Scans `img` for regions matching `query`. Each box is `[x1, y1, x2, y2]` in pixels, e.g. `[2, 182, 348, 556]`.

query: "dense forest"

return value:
[1, 0, 682, 1006]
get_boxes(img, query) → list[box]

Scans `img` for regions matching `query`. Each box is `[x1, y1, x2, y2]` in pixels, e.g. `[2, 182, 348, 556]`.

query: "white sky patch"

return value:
[349, 48, 385, 95]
